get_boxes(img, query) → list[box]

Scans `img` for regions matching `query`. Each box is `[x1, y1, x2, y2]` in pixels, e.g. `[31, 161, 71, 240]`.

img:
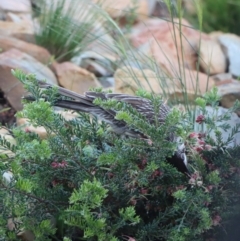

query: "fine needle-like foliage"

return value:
[34, 0, 107, 62]
[0, 70, 240, 241]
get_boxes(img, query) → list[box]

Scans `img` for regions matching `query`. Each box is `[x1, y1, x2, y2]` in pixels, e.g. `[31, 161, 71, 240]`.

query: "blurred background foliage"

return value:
[185, 0, 240, 35]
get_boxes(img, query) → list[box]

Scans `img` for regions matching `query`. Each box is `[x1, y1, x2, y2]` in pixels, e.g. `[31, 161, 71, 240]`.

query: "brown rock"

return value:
[130, 18, 209, 75]
[0, 36, 52, 64]
[114, 66, 215, 102]
[52, 62, 101, 94]
[216, 78, 240, 108]
[209, 31, 225, 41]
[212, 73, 240, 109]
[74, 51, 116, 77]
[198, 39, 226, 75]
[114, 66, 170, 95]
[0, 0, 31, 13]
[212, 73, 232, 83]
[17, 118, 49, 139]
[170, 69, 215, 102]
[93, 0, 151, 20]
[18, 230, 35, 241]
[0, 20, 35, 43]
[0, 48, 57, 110]
[17, 111, 78, 139]
[8, 219, 34, 241]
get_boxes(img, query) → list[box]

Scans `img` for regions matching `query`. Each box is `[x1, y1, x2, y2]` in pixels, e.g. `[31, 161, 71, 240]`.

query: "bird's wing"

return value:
[34, 82, 170, 133]
[35, 82, 128, 131]
[105, 93, 170, 124]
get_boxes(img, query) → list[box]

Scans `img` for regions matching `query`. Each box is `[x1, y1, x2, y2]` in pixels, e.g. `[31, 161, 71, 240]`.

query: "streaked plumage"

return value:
[24, 81, 189, 174]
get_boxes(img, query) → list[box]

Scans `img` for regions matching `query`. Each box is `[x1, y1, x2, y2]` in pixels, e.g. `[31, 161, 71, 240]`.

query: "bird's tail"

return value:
[23, 81, 107, 115]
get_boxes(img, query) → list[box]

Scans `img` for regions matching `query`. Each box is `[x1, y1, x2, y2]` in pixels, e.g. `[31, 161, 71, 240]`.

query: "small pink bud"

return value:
[212, 215, 222, 226]
[198, 133, 206, 139]
[130, 198, 137, 206]
[140, 188, 148, 195]
[189, 132, 198, 139]
[194, 146, 204, 153]
[52, 180, 59, 186]
[196, 115, 205, 124]
[51, 162, 59, 168]
[107, 172, 114, 178]
[189, 178, 196, 185]
[147, 139, 153, 145]
[142, 159, 147, 165]
[60, 160, 68, 167]
[151, 170, 163, 178]
[25, 127, 31, 133]
[205, 144, 212, 150]
[198, 140, 205, 146]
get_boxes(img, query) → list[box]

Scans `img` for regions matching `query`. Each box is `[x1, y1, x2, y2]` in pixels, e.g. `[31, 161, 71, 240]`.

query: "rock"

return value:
[17, 111, 78, 139]
[17, 118, 49, 139]
[0, 20, 35, 43]
[0, 0, 31, 14]
[115, 66, 215, 102]
[114, 66, 170, 95]
[217, 79, 240, 108]
[0, 48, 57, 111]
[6, 12, 32, 22]
[198, 39, 226, 75]
[52, 62, 101, 94]
[98, 77, 115, 89]
[130, 18, 209, 75]
[8, 218, 34, 241]
[72, 51, 115, 77]
[17, 230, 35, 241]
[128, 19, 217, 101]
[212, 73, 232, 83]
[170, 69, 215, 102]
[212, 73, 240, 112]
[93, 0, 152, 21]
[209, 31, 225, 41]
[2, 171, 13, 184]
[218, 34, 240, 77]
[0, 36, 52, 64]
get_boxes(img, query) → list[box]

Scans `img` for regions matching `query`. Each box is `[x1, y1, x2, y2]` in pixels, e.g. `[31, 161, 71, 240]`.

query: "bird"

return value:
[24, 81, 189, 174]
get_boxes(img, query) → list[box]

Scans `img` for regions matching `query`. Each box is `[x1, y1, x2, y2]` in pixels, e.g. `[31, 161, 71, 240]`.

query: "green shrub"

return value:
[1, 70, 240, 240]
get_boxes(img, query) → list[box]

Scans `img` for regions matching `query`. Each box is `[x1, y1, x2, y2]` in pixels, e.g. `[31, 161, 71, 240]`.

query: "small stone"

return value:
[218, 34, 240, 77]
[0, 20, 35, 43]
[52, 62, 101, 94]
[0, 48, 57, 110]
[0, 0, 31, 13]
[198, 39, 226, 75]
[0, 36, 52, 64]
[114, 66, 169, 95]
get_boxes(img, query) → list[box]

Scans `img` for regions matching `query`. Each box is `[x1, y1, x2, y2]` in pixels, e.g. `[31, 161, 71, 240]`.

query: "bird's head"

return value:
[167, 142, 189, 174]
